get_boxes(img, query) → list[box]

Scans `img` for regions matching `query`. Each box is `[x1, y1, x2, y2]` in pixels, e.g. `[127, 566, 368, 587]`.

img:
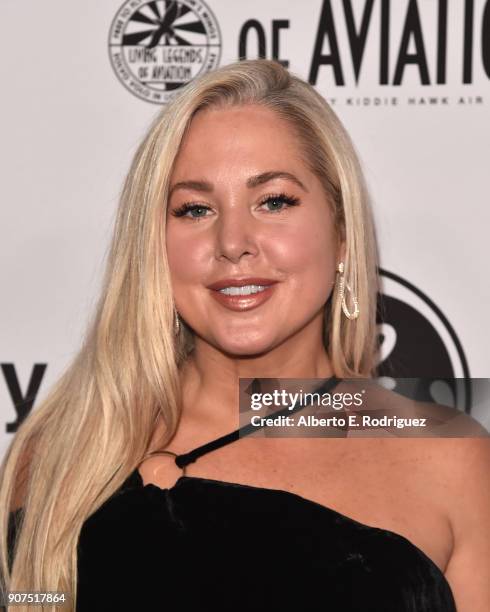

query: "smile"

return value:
[209, 284, 277, 311]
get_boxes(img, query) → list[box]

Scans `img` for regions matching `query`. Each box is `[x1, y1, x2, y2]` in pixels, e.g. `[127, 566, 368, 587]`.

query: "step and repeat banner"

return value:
[1, 0, 489, 456]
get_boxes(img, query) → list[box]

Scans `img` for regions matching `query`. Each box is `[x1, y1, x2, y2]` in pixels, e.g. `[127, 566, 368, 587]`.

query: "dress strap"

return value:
[174, 376, 342, 469]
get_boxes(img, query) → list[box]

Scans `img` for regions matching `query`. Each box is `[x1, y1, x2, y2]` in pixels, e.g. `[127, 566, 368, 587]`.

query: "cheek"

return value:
[261, 222, 335, 324]
[266, 217, 335, 284]
[166, 227, 209, 284]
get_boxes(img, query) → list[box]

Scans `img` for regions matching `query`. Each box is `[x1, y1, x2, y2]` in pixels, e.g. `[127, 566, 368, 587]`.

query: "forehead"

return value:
[171, 104, 308, 179]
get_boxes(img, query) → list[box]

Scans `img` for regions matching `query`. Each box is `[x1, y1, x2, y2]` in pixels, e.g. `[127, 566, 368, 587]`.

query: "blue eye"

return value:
[170, 192, 300, 221]
[171, 203, 211, 220]
[259, 193, 300, 212]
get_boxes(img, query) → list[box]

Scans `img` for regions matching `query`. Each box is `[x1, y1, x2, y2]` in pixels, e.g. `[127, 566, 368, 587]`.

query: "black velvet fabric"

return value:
[8, 468, 457, 611]
[6, 469, 456, 611]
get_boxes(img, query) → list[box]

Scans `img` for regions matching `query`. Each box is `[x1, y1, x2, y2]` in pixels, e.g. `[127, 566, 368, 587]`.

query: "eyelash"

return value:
[170, 192, 300, 220]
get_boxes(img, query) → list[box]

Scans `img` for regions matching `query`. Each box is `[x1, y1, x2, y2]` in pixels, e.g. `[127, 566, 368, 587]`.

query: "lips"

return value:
[207, 277, 278, 291]
[208, 283, 277, 312]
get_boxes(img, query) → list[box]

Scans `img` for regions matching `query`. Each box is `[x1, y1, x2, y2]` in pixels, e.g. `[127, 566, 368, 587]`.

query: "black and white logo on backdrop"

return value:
[108, 0, 222, 104]
[377, 269, 472, 413]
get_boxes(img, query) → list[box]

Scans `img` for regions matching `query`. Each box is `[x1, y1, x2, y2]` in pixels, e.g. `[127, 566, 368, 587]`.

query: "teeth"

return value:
[219, 284, 270, 296]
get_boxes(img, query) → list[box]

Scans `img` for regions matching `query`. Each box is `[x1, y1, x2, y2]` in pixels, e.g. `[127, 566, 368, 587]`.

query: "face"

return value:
[166, 104, 343, 356]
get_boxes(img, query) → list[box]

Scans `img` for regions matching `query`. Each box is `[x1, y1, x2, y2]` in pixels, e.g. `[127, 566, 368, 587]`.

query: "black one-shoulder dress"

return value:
[8, 377, 457, 611]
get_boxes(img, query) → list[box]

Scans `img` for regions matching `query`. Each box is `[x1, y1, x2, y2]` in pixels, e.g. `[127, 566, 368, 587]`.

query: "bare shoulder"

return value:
[436, 436, 490, 519]
[413, 398, 489, 437]
[420, 436, 490, 495]
[344, 380, 489, 508]
[347, 379, 489, 437]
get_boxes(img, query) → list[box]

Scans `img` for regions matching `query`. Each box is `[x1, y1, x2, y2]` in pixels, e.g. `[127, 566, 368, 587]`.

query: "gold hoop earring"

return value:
[337, 262, 359, 320]
[174, 309, 181, 335]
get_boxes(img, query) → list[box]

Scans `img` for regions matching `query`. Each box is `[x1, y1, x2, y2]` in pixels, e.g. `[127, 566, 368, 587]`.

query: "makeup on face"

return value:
[165, 104, 338, 354]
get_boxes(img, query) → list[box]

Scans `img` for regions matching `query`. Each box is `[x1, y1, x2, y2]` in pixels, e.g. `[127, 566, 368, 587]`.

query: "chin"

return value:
[215, 335, 277, 358]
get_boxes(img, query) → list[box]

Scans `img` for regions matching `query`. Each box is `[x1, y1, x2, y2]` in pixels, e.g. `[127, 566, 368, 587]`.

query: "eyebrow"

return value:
[168, 171, 308, 198]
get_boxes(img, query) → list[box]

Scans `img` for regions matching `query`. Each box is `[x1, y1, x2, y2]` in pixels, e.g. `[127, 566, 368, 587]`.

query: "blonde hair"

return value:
[0, 59, 380, 610]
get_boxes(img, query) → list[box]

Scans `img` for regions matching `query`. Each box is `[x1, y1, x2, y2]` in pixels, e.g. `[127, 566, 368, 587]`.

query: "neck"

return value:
[178, 315, 333, 430]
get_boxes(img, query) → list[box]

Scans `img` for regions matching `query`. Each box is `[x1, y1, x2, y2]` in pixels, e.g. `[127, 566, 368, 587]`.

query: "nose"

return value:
[214, 205, 259, 264]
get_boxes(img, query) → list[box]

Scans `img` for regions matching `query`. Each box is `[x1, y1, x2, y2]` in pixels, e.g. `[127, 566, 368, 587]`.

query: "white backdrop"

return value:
[1, 0, 489, 458]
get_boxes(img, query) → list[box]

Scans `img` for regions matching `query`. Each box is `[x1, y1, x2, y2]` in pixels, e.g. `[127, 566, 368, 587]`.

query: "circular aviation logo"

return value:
[109, 0, 221, 104]
[376, 269, 472, 413]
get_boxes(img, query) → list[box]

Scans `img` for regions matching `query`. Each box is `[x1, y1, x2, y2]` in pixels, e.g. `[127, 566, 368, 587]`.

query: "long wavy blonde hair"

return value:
[0, 59, 380, 610]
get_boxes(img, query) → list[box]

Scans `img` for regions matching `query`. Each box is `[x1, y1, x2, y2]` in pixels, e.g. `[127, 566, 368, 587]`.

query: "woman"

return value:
[1, 59, 489, 611]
